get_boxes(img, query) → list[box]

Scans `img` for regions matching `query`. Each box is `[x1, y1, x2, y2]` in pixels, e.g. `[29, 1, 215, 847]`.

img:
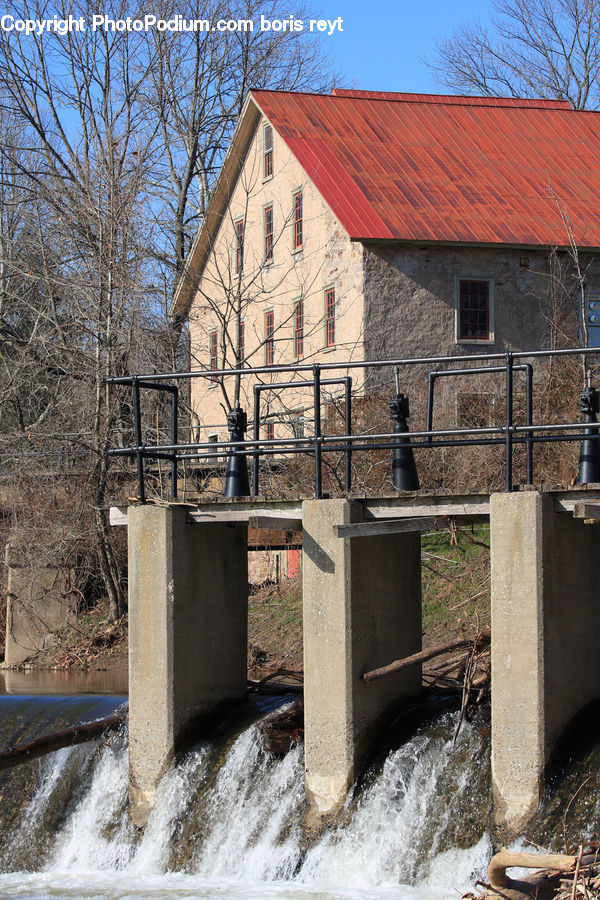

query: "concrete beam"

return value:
[127, 504, 247, 827]
[490, 491, 600, 837]
[302, 498, 422, 819]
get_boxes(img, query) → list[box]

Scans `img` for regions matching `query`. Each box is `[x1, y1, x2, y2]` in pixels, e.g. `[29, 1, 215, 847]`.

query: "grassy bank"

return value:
[247, 523, 490, 671]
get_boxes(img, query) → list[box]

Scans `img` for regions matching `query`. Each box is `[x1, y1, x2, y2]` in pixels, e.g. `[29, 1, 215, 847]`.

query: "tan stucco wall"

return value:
[188, 117, 366, 441]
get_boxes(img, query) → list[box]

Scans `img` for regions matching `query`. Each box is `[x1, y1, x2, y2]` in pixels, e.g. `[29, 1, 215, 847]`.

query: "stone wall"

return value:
[362, 243, 599, 375]
[4, 544, 75, 667]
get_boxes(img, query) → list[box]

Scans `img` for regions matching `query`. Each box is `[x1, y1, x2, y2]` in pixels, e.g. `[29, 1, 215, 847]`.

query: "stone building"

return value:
[172, 88, 600, 444]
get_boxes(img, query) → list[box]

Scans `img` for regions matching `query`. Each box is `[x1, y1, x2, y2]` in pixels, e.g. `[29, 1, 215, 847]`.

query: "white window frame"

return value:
[455, 275, 495, 345]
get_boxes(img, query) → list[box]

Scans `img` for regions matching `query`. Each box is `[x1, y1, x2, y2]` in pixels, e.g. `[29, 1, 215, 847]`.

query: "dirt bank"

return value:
[6, 524, 490, 677]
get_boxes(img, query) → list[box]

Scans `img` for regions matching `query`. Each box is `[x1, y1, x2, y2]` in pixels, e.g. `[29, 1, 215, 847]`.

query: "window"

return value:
[263, 124, 273, 178]
[457, 278, 493, 342]
[208, 432, 221, 460]
[265, 421, 274, 456]
[293, 411, 305, 438]
[265, 310, 274, 365]
[325, 286, 336, 347]
[238, 320, 245, 365]
[293, 190, 303, 249]
[264, 205, 273, 262]
[294, 298, 304, 357]
[235, 219, 244, 273]
[209, 330, 218, 381]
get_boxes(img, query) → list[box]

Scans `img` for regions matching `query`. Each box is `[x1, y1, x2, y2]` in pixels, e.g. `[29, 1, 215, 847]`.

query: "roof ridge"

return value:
[250, 87, 572, 111]
[329, 88, 572, 110]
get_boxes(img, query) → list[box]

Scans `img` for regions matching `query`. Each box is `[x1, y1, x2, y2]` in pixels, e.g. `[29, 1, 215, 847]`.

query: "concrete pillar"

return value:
[4, 544, 75, 667]
[128, 504, 248, 827]
[490, 491, 600, 836]
[302, 499, 422, 818]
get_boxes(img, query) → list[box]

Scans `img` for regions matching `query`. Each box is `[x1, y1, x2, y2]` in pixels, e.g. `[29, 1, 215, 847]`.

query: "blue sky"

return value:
[323, 0, 494, 93]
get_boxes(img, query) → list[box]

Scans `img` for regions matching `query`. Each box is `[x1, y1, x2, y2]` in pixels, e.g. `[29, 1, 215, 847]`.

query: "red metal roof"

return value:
[250, 89, 600, 247]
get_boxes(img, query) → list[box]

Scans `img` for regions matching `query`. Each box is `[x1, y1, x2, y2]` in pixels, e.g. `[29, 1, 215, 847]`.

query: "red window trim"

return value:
[264, 205, 273, 262]
[265, 310, 274, 365]
[293, 190, 303, 249]
[235, 219, 244, 273]
[325, 286, 335, 347]
[294, 298, 304, 358]
[209, 330, 218, 381]
[238, 320, 245, 364]
[265, 421, 274, 457]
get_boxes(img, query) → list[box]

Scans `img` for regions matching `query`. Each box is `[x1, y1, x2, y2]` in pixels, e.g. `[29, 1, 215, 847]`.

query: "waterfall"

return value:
[0, 696, 494, 899]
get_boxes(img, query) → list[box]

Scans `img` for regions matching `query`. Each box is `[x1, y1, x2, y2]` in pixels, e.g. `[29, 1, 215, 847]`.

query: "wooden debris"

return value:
[488, 848, 576, 890]
[258, 697, 303, 755]
[248, 668, 303, 695]
[362, 629, 490, 683]
[464, 845, 600, 900]
[0, 713, 126, 773]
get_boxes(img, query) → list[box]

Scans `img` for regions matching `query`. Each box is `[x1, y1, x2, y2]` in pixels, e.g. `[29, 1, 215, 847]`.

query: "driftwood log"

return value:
[362, 629, 491, 683]
[0, 713, 126, 773]
[259, 698, 303, 755]
[469, 847, 600, 900]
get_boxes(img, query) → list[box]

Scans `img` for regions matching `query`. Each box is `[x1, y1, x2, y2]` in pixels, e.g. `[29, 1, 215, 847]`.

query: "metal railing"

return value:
[106, 346, 600, 501]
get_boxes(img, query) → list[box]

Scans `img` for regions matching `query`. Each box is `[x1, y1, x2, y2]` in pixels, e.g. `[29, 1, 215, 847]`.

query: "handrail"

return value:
[106, 346, 600, 501]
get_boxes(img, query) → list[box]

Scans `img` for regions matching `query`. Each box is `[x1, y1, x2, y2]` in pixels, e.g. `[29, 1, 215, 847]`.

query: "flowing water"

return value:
[0, 692, 494, 899]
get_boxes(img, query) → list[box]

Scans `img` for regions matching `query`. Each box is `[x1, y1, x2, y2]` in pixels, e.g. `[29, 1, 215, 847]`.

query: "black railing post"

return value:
[426, 372, 435, 446]
[525, 363, 533, 485]
[252, 385, 261, 497]
[389, 369, 420, 491]
[505, 352, 514, 492]
[224, 406, 250, 497]
[344, 376, 352, 493]
[576, 372, 600, 484]
[170, 387, 178, 499]
[132, 376, 146, 504]
[313, 364, 322, 498]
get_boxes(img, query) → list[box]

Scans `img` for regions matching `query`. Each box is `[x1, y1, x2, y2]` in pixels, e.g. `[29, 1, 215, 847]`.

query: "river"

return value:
[0, 678, 594, 899]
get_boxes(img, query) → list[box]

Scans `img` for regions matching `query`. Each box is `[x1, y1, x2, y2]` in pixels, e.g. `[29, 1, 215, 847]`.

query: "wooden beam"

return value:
[189, 504, 303, 525]
[248, 515, 302, 531]
[553, 490, 600, 513]
[362, 500, 490, 519]
[0, 714, 125, 773]
[335, 516, 450, 539]
[572, 501, 600, 522]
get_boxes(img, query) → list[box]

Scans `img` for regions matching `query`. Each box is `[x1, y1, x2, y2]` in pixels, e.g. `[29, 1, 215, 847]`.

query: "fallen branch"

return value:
[488, 848, 576, 897]
[362, 630, 490, 683]
[0, 713, 126, 773]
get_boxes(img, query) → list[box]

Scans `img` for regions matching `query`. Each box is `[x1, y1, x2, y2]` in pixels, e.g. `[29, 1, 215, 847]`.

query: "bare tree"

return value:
[147, 0, 337, 283]
[0, 0, 338, 622]
[431, 0, 600, 109]
[0, 0, 161, 617]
